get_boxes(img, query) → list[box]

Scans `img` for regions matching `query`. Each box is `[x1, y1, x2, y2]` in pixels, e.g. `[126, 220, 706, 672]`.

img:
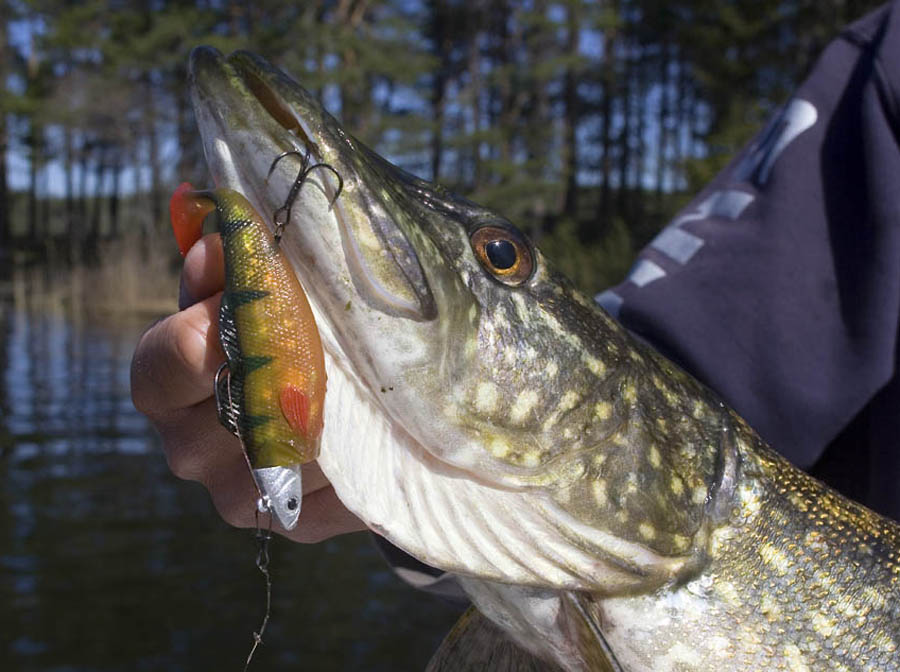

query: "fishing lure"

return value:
[169, 183, 327, 531]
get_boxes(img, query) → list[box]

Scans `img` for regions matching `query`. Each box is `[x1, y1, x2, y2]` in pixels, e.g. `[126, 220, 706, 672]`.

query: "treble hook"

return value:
[267, 149, 344, 244]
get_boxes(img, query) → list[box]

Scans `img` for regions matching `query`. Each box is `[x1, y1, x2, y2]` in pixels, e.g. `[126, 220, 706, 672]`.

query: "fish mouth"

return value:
[188, 46, 437, 324]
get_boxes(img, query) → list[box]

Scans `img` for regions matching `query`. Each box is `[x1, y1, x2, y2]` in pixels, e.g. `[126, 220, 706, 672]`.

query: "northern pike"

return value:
[186, 46, 900, 670]
[169, 184, 326, 530]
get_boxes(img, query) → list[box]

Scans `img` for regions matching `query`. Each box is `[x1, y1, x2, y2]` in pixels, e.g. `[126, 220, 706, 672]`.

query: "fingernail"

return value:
[178, 274, 194, 310]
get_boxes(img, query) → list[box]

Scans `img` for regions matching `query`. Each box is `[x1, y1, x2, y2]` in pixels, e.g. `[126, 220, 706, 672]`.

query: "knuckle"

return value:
[212, 490, 252, 529]
[217, 503, 247, 529]
[169, 315, 209, 383]
[130, 320, 167, 415]
[162, 439, 205, 482]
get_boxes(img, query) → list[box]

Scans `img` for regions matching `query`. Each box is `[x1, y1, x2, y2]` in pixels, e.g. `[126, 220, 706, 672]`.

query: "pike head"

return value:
[189, 47, 736, 595]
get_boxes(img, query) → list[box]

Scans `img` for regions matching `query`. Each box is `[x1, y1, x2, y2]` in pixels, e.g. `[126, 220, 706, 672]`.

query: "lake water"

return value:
[0, 268, 463, 671]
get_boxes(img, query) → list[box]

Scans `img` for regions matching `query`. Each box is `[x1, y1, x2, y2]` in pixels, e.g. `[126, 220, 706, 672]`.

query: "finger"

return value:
[179, 233, 225, 309]
[157, 398, 361, 540]
[131, 294, 224, 417]
[158, 399, 333, 497]
[156, 397, 242, 482]
[300, 461, 331, 495]
[286, 485, 368, 543]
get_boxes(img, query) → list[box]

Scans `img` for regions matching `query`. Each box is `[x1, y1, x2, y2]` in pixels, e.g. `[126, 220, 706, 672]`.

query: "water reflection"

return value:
[0, 271, 462, 671]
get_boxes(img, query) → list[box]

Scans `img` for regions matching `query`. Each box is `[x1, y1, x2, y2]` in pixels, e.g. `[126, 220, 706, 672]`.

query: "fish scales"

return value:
[217, 191, 325, 467]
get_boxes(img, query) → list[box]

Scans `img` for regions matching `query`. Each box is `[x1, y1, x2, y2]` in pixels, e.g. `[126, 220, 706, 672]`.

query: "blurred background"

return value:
[0, 0, 884, 670]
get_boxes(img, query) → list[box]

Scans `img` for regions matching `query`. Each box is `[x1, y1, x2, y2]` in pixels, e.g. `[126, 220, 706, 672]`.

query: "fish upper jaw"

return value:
[188, 46, 507, 482]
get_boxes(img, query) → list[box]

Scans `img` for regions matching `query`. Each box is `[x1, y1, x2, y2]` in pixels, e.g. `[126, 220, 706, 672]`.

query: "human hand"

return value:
[131, 233, 366, 542]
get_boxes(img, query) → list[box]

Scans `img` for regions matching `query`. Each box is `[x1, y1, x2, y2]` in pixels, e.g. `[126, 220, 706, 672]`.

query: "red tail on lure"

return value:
[170, 182, 214, 256]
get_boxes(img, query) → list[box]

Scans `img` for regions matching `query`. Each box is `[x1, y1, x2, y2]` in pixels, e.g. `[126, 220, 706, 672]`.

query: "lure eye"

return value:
[471, 225, 534, 285]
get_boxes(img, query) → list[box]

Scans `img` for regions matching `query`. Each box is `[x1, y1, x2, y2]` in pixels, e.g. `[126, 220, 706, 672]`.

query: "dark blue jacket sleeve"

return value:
[599, 3, 900, 487]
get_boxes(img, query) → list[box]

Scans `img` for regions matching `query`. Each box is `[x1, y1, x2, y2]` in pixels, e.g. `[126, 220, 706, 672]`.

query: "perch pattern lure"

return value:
[169, 182, 327, 531]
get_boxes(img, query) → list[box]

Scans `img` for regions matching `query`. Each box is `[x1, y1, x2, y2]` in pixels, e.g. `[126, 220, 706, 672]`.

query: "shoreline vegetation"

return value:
[3, 2, 882, 313]
[1, 217, 179, 320]
[0, 183, 684, 318]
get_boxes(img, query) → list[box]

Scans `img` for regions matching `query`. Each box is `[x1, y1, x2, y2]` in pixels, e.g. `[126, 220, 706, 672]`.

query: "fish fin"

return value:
[169, 182, 213, 256]
[280, 385, 311, 438]
[426, 608, 564, 672]
[558, 593, 624, 672]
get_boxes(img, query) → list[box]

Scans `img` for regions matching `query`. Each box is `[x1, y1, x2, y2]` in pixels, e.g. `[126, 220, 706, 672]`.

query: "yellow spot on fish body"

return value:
[592, 480, 608, 505]
[558, 391, 579, 412]
[872, 630, 897, 653]
[639, 522, 656, 540]
[648, 445, 661, 468]
[716, 580, 741, 607]
[594, 401, 612, 421]
[622, 382, 637, 404]
[670, 475, 684, 495]
[511, 389, 539, 423]
[811, 612, 836, 638]
[521, 451, 541, 467]
[783, 643, 810, 672]
[739, 483, 762, 515]
[545, 360, 559, 376]
[692, 486, 707, 505]
[863, 585, 887, 610]
[475, 382, 498, 413]
[489, 437, 510, 458]
[759, 542, 791, 575]
[672, 534, 690, 551]
[583, 354, 606, 377]
[759, 593, 782, 622]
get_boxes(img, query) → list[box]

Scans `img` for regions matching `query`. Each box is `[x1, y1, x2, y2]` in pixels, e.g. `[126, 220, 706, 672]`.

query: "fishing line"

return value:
[244, 506, 274, 671]
[214, 360, 275, 670]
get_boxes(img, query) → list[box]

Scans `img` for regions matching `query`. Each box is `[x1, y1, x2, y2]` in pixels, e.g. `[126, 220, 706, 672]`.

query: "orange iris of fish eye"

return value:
[470, 225, 534, 285]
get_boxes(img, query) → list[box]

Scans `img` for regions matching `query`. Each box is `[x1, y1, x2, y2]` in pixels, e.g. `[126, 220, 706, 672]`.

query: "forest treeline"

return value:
[0, 0, 883, 291]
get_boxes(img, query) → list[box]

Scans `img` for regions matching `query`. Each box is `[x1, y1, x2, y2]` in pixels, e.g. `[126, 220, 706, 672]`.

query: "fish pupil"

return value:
[486, 240, 517, 270]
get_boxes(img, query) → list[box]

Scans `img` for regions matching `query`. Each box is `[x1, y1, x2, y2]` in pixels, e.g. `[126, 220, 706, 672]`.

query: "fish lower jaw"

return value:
[314, 344, 687, 594]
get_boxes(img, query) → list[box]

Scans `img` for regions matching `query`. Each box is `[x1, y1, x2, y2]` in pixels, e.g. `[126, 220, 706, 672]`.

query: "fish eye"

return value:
[470, 225, 534, 285]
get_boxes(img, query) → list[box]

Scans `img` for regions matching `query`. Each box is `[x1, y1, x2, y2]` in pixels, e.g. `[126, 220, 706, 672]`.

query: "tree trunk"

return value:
[0, 12, 8, 247]
[145, 76, 162, 235]
[64, 126, 75, 242]
[656, 41, 671, 210]
[27, 125, 40, 242]
[429, 0, 450, 182]
[90, 145, 106, 241]
[108, 151, 120, 238]
[562, 0, 581, 219]
[599, 23, 617, 224]
[466, 19, 482, 190]
[618, 36, 633, 222]
[633, 43, 647, 223]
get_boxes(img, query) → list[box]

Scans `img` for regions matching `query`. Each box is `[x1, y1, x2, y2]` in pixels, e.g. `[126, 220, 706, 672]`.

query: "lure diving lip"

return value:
[169, 182, 327, 530]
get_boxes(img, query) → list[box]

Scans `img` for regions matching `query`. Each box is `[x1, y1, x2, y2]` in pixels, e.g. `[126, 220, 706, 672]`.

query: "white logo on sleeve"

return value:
[597, 98, 818, 317]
